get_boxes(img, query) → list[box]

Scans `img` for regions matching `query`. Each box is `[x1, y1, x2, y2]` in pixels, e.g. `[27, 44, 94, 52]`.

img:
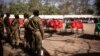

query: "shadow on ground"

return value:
[44, 29, 57, 33]
[79, 34, 100, 40]
[73, 52, 100, 56]
[44, 29, 74, 37]
[44, 30, 57, 37]
[57, 32, 74, 36]
[16, 43, 51, 56]
[42, 47, 51, 56]
[3, 42, 50, 56]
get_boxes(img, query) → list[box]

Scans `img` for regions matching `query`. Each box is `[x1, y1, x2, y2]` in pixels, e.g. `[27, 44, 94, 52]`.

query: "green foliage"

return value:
[47, 6, 58, 15]
[9, 3, 28, 14]
[8, 0, 58, 15]
[1, 0, 94, 15]
[28, 0, 40, 12]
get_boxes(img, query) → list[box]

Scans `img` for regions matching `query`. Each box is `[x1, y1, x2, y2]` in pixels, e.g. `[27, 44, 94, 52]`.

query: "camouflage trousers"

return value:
[11, 30, 20, 46]
[6, 27, 12, 43]
[30, 31, 42, 56]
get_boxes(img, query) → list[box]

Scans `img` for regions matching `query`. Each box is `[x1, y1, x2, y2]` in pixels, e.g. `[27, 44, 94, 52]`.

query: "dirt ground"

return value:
[1, 23, 100, 56]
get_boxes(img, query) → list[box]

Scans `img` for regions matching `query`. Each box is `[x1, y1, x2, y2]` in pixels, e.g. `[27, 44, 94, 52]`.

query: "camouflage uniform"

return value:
[23, 18, 31, 47]
[11, 18, 20, 46]
[28, 16, 44, 55]
[0, 15, 4, 56]
[4, 16, 12, 43]
[0, 17, 4, 40]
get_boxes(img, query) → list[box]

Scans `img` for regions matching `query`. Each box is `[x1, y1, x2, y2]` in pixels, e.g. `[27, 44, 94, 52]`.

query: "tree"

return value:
[0, 0, 94, 15]
[38, 0, 58, 15]
[0, 4, 9, 13]
[58, 2, 69, 14]
[0, 4, 3, 12]
[58, 0, 92, 14]
[94, 0, 100, 15]
[28, 0, 40, 12]
[9, 3, 28, 14]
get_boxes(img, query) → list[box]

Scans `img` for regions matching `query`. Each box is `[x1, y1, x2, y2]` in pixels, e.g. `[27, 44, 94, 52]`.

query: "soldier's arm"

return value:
[2, 19, 5, 27]
[38, 19, 44, 39]
[3, 18, 7, 32]
[23, 19, 27, 28]
[28, 19, 34, 30]
[10, 20, 16, 35]
[3, 18, 6, 27]
[12, 20, 17, 30]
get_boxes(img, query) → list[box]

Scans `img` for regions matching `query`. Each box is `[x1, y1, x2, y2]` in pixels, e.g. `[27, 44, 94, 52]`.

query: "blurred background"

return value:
[0, 0, 99, 15]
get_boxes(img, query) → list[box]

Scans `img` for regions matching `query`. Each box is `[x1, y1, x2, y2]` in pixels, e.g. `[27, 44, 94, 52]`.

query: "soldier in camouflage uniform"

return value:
[0, 13, 4, 56]
[11, 14, 20, 47]
[23, 13, 31, 47]
[4, 13, 12, 43]
[0, 13, 4, 40]
[28, 10, 44, 56]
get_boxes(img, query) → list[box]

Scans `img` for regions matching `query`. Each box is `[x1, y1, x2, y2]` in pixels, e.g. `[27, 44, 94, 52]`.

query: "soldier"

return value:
[4, 13, 11, 43]
[0, 13, 4, 40]
[23, 13, 30, 47]
[0, 13, 4, 56]
[11, 14, 20, 47]
[28, 10, 44, 56]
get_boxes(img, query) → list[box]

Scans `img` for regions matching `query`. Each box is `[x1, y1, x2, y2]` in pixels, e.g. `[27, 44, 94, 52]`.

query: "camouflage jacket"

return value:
[28, 16, 44, 39]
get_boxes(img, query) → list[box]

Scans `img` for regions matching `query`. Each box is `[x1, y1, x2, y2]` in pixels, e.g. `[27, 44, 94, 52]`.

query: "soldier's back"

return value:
[30, 17, 41, 29]
[4, 17, 10, 27]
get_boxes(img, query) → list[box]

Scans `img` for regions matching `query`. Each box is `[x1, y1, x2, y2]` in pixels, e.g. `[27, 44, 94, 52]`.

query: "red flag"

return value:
[76, 20, 83, 29]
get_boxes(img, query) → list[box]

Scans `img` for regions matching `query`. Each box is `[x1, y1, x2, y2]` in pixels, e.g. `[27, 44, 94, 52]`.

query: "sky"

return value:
[88, 0, 95, 5]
